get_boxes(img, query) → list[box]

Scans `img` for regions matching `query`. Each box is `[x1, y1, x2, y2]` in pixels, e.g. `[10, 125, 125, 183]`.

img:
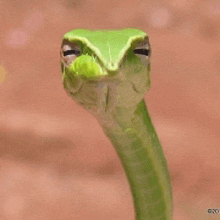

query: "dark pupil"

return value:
[63, 49, 80, 56]
[134, 49, 149, 56]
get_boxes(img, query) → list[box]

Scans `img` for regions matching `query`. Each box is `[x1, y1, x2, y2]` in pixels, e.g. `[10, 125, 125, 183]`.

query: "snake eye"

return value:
[63, 49, 81, 56]
[134, 40, 151, 58]
[60, 40, 81, 67]
[133, 48, 150, 56]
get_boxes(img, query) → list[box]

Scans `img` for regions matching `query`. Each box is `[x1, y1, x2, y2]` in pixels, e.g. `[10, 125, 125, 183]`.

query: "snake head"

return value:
[60, 29, 151, 115]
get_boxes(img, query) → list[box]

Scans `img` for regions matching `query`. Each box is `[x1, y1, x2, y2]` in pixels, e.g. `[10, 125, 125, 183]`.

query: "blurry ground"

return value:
[0, 0, 220, 219]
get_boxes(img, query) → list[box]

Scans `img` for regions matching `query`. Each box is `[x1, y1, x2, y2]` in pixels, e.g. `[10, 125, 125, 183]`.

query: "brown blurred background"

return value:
[0, 0, 220, 219]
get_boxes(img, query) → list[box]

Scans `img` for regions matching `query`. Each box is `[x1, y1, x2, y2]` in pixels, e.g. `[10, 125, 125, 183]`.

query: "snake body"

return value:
[60, 28, 172, 220]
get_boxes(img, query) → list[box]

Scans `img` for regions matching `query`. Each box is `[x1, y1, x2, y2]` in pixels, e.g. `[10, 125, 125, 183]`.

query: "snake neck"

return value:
[67, 78, 172, 219]
[65, 75, 172, 219]
[101, 100, 173, 220]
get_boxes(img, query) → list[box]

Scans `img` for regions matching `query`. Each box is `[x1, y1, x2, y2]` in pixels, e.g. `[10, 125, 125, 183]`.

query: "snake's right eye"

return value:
[63, 49, 81, 56]
[60, 41, 81, 67]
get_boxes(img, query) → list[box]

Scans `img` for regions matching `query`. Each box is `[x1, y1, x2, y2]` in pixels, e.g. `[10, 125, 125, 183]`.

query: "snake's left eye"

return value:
[134, 40, 151, 58]
[134, 48, 150, 56]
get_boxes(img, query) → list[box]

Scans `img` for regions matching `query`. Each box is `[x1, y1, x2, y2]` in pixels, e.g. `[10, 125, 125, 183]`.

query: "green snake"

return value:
[60, 28, 173, 220]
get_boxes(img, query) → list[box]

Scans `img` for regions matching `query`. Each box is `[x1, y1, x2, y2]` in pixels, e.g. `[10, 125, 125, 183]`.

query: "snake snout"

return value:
[69, 55, 108, 80]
